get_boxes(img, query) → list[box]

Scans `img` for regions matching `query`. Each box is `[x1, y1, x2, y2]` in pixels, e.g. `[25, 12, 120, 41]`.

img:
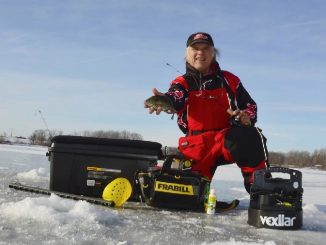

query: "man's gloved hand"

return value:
[227, 109, 251, 126]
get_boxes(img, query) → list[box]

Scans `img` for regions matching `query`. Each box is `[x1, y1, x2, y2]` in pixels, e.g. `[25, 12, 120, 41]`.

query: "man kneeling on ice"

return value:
[145, 32, 269, 193]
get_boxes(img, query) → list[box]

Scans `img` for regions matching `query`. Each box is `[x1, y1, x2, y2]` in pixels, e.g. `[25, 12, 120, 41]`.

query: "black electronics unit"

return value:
[248, 167, 303, 230]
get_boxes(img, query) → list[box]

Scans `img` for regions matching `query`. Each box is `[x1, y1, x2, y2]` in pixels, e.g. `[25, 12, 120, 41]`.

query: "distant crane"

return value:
[38, 110, 52, 138]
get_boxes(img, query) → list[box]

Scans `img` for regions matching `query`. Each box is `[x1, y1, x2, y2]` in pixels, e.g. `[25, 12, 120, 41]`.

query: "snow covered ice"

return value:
[0, 144, 326, 244]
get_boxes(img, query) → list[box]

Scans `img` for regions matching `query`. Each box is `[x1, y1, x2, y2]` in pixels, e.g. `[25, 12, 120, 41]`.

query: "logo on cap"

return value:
[193, 33, 208, 40]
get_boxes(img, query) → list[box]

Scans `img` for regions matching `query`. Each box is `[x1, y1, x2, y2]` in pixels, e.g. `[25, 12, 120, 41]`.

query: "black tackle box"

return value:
[47, 135, 162, 201]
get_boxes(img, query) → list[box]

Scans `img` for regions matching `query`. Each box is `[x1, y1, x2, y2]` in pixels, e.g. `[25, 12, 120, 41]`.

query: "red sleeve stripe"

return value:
[170, 76, 189, 90]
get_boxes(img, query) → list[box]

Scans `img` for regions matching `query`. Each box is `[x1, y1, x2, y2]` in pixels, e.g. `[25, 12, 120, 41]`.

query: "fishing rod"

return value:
[163, 60, 182, 75]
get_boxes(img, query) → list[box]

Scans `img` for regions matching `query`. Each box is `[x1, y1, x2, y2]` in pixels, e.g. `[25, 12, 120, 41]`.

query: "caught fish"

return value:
[145, 95, 175, 113]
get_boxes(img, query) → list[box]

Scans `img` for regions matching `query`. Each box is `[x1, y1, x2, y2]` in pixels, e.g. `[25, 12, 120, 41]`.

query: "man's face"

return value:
[186, 43, 214, 74]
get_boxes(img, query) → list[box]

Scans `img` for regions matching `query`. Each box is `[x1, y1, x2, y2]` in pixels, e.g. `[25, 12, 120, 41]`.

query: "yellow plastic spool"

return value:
[102, 177, 132, 207]
[183, 160, 192, 168]
[282, 202, 293, 207]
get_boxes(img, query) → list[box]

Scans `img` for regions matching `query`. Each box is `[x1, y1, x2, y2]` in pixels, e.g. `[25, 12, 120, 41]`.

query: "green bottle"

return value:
[206, 189, 217, 215]
[204, 182, 210, 211]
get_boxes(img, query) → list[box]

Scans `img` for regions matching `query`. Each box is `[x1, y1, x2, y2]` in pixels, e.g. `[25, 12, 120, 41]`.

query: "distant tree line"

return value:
[77, 130, 143, 141]
[28, 129, 143, 146]
[268, 149, 326, 170]
[29, 129, 63, 145]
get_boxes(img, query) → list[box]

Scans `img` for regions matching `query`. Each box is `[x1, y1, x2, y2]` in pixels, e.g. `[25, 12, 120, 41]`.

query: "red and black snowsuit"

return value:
[165, 62, 269, 193]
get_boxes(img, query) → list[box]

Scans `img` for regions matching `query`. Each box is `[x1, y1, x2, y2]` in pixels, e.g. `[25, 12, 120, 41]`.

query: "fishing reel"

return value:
[161, 155, 193, 172]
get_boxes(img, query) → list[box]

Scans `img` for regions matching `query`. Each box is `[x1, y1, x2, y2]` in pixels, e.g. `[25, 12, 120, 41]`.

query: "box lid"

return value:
[51, 135, 161, 149]
[49, 135, 163, 159]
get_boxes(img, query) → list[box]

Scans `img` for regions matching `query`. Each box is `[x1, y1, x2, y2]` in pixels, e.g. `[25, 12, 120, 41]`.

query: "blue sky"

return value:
[1, 0, 325, 152]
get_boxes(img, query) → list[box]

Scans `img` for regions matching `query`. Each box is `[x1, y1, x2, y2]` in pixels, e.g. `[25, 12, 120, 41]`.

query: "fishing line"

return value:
[163, 60, 182, 74]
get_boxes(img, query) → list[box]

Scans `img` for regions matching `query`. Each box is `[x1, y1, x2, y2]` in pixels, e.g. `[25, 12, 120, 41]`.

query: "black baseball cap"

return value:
[186, 32, 214, 47]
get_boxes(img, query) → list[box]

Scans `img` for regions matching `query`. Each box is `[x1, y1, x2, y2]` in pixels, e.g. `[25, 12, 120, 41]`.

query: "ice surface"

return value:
[0, 144, 325, 245]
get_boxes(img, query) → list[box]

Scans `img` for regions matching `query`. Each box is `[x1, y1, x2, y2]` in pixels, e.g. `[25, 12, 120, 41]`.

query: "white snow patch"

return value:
[0, 194, 119, 225]
[16, 168, 49, 181]
[303, 203, 326, 231]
